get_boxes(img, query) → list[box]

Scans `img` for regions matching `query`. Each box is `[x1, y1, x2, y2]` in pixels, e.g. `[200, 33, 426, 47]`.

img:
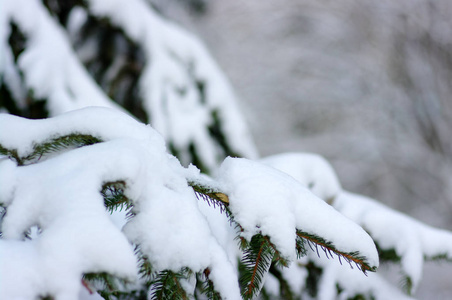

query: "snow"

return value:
[313, 255, 414, 300]
[0, 0, 120, 116]
[1, 0, 258, 182]
[216, 157, 379, 266]
[0, 108, 242, 299]
[0, 143, 140, 298]
[86, 0, 258, 169]
[254, 151, 452, 295]
[259, 152, 342, 202]
[0, 106, 163, 158]
[334, 191, 452, 294]
[0, 107, 385, 299]
[5, 0, 450, 297]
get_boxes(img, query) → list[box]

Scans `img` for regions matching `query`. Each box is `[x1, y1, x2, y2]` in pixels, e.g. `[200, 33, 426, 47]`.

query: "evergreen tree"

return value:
[1, 0, 452, 299]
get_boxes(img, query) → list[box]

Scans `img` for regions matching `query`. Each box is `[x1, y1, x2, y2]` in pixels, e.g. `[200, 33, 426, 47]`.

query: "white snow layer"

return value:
[86, 0, 258, 167]
[313, 255, 414, 300]
[0, 108, 385, 299]
[0, 108, 241, 299]
[1, 0, 257, 171]
[215, 157, 379, 267]
[335, 191, 452, 293]
[259, 152, 342, 202]
[0, 0, 120, 115]
[255, 151, 452, 296]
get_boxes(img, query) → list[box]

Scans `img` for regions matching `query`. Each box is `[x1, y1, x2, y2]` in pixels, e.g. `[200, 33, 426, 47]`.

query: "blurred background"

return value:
[151, 1, 452, 297]
[151, 0, 452, 226]
[2, 0, 452, 297]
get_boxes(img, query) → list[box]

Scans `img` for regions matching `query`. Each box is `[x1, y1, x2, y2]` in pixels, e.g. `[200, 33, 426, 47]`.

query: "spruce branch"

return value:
[82, 272, 135, 299]
[198, 268, 222, 300]
[239, 234, 276, 300]
[426, 252, 452, 262]
[0, 144, 22, 164]
[296, 230, 376, 274]
[136, 250, 154, 285]
[375, 244, 400, 263]
[400, 273, 414, 296]
[101, 180, 132, 214]
[0, 134, 102, 165]
[150, 268, 192, 300]
[188, 181, 231, 217]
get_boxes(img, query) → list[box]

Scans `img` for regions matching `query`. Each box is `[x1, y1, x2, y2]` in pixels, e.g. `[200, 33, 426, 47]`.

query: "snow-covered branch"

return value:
[0, 108, 377, 299]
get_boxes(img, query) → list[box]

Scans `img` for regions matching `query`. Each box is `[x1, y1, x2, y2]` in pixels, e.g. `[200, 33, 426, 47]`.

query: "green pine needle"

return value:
[188, 181, 233, 220]
[239, 234, 276, 300]
[375, 244, 401, 263]
[82, 272, 134, 298]
[198, 268, 222, 300]
[101, 180, 132, 214]
[425, 252, 452, 262]
[400, 273, 414, 296]
[296, 230, 376, 274]
[150, 268, 192, 300]
[0, 134, 102, 165]
[135, 247, 154, 283]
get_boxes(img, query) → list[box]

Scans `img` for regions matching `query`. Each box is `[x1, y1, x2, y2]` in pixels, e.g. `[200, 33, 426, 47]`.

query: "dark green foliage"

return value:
[83, 272, 126, 296]
[101, 180, 132, 214]
[150, 268, 192, 300]
[400, 274, 413, 296]
[72, 12, 148, 123]
[295, 233, 308, 259]
[0, 79, 49, 120]
[375, 244, 400, 263]
[189, 180, 231, 217]
[1, 22, 49, 120]
[188, 142, 208, 173]
[7, 21, 26, 63]
[239, 234, 276, 300]
[83, 272, 148, 300]
[426, 252, 452, 262]
[176, 0, 208, 15]
[305, 262, 322, 298]
[0, 117, 380, 300]
[296, 230, 376, 274]
[346, 294, 374, 300]
[197, 269, 222, 300]
[42, 0, 87, 26]
[268, 264, 297, 300]
[188, 180, 377, 299]
[207, 110, 241, 159]
[0, 81, 22, 117]
[136, 248, 153, 283]
[0, 145, 20, 165]
[2, 1, 251, 176]
[0, 134, 102, 166]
